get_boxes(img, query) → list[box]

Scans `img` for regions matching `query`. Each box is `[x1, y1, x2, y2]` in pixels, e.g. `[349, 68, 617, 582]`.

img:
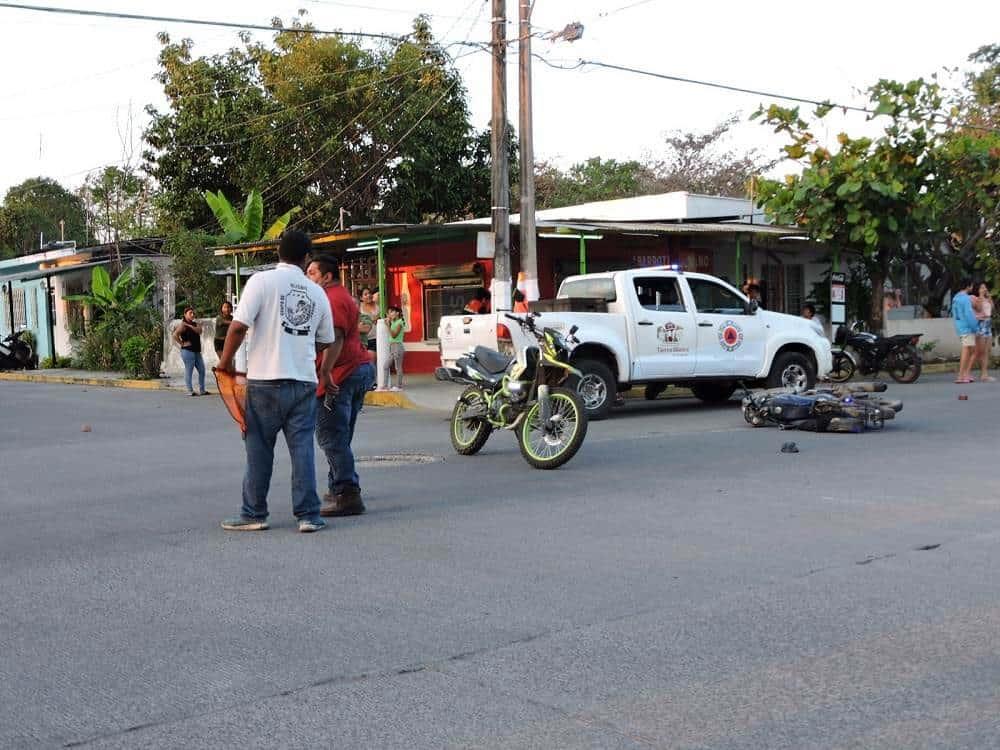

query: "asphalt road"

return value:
[2, 375, 999, 749]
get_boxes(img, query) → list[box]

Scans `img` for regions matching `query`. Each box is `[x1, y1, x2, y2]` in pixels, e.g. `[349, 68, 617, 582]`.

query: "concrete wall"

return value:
[883, 318, 999, 360]
[163, 318, 220, 376]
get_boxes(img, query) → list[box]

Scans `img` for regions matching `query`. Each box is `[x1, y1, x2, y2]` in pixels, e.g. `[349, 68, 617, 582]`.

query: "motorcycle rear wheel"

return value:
[886, 345, 921, 383]
[517, 387, 588, 469]
[450, 387, 493, 455]
[828, 351, 855, 383]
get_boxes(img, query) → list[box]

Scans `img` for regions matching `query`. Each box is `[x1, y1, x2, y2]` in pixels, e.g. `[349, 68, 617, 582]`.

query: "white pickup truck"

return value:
[438, 268, 832, 420]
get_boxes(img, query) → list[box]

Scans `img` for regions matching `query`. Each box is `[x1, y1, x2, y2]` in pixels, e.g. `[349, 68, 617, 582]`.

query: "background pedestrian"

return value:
[213, 300, 233, 359]
[973, 281, 994, 382]
[173, 306, 206, 396]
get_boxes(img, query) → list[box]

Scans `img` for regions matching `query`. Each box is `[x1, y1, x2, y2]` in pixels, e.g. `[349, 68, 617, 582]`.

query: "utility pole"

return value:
[518, 0, 538, 301]
[490, 0, 511, 311]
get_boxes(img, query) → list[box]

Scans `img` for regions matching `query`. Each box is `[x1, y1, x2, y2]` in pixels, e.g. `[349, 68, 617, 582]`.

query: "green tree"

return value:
[78, 166, 155, 246]
[0, 177, 88, 256]
[145, 14, 489, 230]
[535, 158, 654, 209]
[163, 229, 225, 316]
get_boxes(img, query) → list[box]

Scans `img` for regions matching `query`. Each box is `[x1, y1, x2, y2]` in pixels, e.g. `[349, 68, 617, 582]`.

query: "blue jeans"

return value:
[180, 349, 205, 393]
[315, 362, 375, 495]
[241, 380, 322, 522]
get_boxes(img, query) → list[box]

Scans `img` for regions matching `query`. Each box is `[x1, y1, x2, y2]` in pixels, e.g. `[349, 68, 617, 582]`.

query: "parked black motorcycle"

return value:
[829, 322, 922, 383]
[0, 330, 35, 371]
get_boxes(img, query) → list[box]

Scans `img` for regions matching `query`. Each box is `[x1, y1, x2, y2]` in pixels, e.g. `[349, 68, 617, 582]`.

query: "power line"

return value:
[575, 59, 875, 115]
[574, 58, 1000, 134]
[0, 3, 409, 42]
[290, 81, 461, 230]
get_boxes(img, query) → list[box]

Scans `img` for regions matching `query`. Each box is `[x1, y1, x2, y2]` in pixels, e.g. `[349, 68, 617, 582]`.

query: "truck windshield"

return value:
[557, 278, 616, 301]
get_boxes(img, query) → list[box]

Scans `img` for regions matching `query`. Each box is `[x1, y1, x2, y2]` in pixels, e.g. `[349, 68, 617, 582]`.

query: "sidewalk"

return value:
[0, 367, 466, 411]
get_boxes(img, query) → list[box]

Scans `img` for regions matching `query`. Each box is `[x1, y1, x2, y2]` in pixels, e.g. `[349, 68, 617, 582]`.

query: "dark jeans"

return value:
[241, 379, 321, 521]
[180, 349, 205, 393]
[315, 362, 375, 495]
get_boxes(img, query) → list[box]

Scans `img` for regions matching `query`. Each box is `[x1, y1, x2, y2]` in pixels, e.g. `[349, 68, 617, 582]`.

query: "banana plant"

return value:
[64, 264, 154, 317]
[203, 189, 301, 244]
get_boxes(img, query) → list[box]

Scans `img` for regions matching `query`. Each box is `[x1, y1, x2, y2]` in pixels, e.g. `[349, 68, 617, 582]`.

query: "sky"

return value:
[1, 0, 997, 201]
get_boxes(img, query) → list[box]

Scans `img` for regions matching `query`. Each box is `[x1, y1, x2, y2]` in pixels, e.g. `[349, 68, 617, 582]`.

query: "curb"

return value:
[364, 390, 416, 409]
[0, 370, 419, 407]
[0, 371, 170, 390]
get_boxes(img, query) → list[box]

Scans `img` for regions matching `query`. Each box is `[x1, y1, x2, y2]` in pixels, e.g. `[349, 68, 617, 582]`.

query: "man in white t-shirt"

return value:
[216, 230, 336, 533]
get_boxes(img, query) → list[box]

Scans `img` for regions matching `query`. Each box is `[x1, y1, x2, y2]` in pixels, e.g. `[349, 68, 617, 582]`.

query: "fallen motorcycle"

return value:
[741, 381, 903, 433]
[435, 312, 588, 469]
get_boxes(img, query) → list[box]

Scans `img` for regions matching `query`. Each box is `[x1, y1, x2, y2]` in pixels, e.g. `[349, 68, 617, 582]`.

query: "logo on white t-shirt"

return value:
[280, 285, 316, 336]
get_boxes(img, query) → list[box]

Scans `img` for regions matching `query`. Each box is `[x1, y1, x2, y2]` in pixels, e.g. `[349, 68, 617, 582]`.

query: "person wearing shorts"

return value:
[952, 279, 978, 384]
[973, 282, 995, 382]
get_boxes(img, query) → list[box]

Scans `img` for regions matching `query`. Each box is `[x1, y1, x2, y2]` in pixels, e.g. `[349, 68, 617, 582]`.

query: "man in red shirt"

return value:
[306, 255, 376, 516]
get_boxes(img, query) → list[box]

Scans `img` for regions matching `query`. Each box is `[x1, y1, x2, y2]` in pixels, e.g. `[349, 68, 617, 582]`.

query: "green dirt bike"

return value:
[435, 312, 588, 469]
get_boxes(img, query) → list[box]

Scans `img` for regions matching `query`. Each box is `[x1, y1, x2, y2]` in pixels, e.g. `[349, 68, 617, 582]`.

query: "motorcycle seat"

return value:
[889, 334, 919, 343]
[473, 345, 513, 374]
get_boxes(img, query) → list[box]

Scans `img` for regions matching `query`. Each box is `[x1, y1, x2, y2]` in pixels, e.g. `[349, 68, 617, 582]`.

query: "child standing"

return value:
[384, 305, 406, 391]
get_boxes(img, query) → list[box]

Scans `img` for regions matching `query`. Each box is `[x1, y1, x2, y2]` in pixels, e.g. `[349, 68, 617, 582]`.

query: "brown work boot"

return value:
[320, 487, 365, 517]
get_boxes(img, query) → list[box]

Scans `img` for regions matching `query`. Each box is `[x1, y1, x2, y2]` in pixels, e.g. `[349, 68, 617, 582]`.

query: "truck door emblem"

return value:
[718, 321, 744, 351]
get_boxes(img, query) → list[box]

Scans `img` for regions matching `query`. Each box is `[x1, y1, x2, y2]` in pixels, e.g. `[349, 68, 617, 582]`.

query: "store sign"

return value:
[830, 272, 846, 324]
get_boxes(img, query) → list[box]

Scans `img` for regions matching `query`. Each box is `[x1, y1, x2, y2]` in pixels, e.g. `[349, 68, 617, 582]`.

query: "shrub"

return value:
[121, 336, 150, 378]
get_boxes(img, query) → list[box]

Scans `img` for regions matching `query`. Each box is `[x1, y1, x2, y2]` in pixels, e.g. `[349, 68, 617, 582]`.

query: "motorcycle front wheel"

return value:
[517, 387, 588, 469]
[886, 345, 922, 384]
[450, 387, 493, 455]
[828, 350, 855, 383]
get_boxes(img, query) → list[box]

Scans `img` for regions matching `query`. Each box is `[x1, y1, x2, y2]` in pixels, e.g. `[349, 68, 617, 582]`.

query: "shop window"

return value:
[424, 284, 480, 340]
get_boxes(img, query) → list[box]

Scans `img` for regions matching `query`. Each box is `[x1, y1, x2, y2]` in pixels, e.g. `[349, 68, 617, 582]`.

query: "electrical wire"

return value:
[289, 80, 460, 230]
[0, 3, 410, 42]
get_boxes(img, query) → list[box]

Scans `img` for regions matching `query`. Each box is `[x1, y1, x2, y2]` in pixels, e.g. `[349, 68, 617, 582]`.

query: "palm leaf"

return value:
[243, 190, 264, 242]
[91, 265, 112, 300]
[204, 190, 246, 243]
[263, 206, 302, 240]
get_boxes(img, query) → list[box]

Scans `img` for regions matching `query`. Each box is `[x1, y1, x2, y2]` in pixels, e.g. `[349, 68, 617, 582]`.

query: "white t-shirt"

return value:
[233, 263, 334, 382]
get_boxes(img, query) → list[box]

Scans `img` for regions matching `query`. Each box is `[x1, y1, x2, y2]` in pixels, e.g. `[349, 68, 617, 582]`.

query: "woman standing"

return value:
[358, 286, 380, 352]
[213, 301, 233, 359]
[173, 307, 206, 396]
[973, 282, 995, 382]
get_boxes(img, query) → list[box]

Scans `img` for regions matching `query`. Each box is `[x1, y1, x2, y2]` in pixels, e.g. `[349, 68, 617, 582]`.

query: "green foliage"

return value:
[121, 336, 153, 378]
[203, 189, 301, 244]
[534, 115, 774, 210]
[145, 15, 492, 229]
[77, 166, 155, 245]
[64, 263, 162, 374]
[163, 229, 225, 316]
[0, 177, 88, 256]
[40, 355, 73, 369]
[753, 66, 1000, 329]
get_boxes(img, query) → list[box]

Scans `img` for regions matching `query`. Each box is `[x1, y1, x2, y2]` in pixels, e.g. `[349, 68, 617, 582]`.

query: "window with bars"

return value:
[12, 287, 27, 329]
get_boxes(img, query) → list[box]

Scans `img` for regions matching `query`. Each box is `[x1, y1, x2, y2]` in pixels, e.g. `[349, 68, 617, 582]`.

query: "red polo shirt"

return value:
[316, 284, 370, 396]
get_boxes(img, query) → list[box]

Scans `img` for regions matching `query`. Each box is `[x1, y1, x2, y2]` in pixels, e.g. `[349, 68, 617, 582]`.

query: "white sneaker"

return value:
[390, 386, 402, 391]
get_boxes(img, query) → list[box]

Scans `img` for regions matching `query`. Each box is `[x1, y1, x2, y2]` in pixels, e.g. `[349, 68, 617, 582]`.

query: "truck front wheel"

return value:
[568, 358, 615, 421]
[766, 352, 816, 392]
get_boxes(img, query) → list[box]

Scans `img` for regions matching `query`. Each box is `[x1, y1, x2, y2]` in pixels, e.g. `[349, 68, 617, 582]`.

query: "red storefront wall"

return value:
[374, 233, 716, 373]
